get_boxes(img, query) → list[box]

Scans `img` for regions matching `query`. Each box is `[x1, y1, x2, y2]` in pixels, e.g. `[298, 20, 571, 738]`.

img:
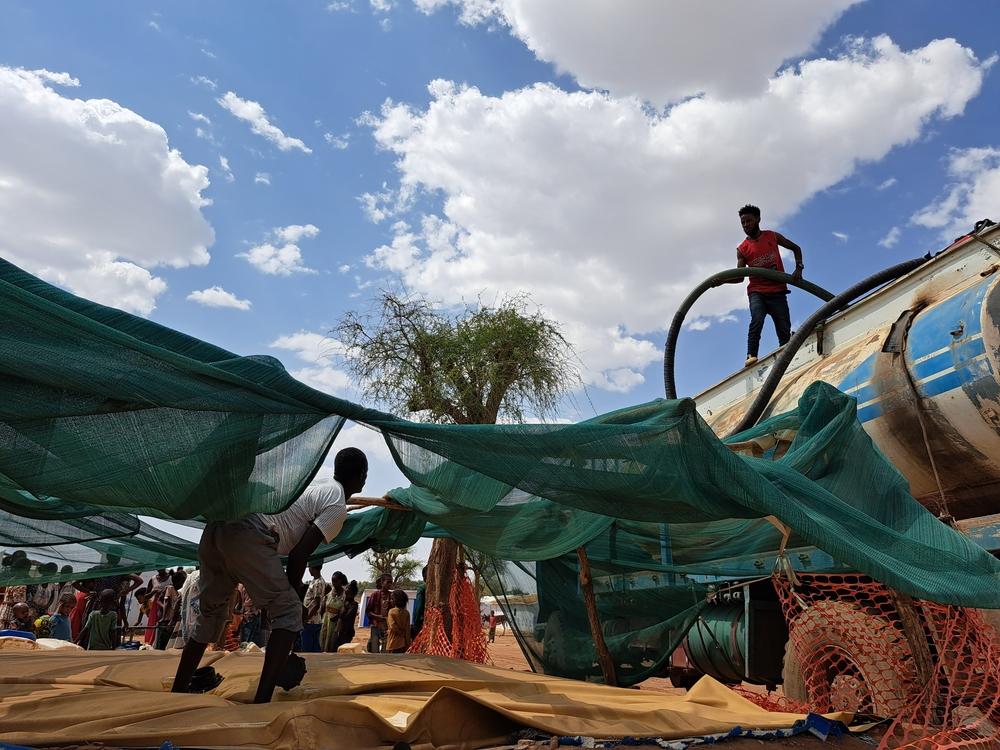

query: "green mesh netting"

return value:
[1, 254, 998, 636]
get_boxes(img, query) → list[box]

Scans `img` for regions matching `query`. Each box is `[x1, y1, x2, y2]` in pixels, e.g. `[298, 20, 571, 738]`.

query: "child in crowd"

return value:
[134, 587, 148, 621]
[155, 572, 182, 650]
[48, 594, 76, 641]
[78, 589, 119, 650]
[10, 602, 33, 633]
[385, 589, 411, 654]
[319, 572, 347, 653]
[333, 581, 359, 652]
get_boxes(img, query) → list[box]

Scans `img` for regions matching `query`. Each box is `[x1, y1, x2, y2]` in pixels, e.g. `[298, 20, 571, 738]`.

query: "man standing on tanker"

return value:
[730, 204, 804, 367]
[171, 447, 368, 703]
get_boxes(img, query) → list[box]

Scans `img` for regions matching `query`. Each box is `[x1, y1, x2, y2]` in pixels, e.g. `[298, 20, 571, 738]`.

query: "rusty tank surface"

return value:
[696, 221, 1000, 522]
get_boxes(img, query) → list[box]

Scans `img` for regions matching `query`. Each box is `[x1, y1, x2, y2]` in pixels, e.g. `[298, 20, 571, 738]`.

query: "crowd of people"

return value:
[1, 561, 429, 657]
[0, 560, 192, 650]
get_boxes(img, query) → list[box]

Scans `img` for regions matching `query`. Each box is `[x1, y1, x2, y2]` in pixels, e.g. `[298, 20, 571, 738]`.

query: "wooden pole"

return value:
[427, 538, 461, 637]
[577, 546, 618, 686]
[888, 591, 936, 690]
[346, 496, 412, 512]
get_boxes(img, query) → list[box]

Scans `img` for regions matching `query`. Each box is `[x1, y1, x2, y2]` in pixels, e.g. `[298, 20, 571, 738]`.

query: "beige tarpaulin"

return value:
[0, 651, 846, 749]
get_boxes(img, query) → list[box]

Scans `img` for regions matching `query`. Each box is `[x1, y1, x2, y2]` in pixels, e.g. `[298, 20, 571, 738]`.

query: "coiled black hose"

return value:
[728, 256, 927, 434]
[663, 269, 834, 400]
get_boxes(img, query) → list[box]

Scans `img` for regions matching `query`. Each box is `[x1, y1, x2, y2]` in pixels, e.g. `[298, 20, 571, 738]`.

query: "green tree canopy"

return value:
[364, 547, 421, 586]
[336, 292, 578, 425]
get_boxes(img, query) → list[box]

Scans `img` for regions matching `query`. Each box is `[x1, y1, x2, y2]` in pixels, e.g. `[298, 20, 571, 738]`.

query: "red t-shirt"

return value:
[737, 230, 787, 294]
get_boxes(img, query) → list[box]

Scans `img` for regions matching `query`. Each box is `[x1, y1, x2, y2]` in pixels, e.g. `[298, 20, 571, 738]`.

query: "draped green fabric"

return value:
[2, 255, 999, 633]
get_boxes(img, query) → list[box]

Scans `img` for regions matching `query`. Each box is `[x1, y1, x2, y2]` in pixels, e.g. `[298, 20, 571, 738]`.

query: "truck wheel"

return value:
[668, 667, 701, 690]
[541, 610, 570, 675]
[781, 600, 918, 716]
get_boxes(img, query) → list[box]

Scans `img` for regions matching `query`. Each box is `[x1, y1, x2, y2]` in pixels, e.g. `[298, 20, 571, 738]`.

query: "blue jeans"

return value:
[748, 292, 791, 357]
[301, 622, 322, 653]
[240, 612, 266, 647]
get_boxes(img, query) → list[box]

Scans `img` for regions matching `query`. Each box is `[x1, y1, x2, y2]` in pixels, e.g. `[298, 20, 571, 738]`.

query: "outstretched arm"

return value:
[720, 252, 748, 285]
[775, 233, 803, 281]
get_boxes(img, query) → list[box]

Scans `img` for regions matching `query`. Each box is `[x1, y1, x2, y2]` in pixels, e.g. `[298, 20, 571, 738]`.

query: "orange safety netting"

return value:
[731, 685, 810, 714]
[223, 620, 241, 652]
[408, 565, 490, 664]
[773, 573, 1000, 749]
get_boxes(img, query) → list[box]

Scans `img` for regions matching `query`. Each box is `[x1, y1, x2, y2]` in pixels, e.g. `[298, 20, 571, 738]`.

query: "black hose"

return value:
[663, 269, 835, 400]
[729, 256, 928, 435]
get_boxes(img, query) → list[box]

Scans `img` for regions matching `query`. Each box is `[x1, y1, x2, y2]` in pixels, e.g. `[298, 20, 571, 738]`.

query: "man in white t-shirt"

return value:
[171, 447, 368, 703]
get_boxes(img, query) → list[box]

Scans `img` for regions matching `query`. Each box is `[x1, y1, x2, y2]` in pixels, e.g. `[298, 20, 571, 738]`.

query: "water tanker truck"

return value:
[534, 219, 1000, 711]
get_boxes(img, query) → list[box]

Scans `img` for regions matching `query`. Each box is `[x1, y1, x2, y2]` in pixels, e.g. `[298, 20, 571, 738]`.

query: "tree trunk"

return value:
[577, 546, 618, 686]
[426, 537, 460, 637]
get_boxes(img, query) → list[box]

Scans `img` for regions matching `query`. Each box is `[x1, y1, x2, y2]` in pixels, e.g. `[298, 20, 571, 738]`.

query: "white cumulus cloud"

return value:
[359, 37, 989, 391]
[270, 331, 352, 393]
[238, 224, 320, 275]
[217, 91, 312, 153]
[255, 171, 271, 185]
[30, 69, 80, 87]
[832, 231, 849, 242]
[324, 131, 350, 149]
[876, 177, 897, 190]
[0, 66, 214, 315]
[414, 0, 860, 104]
[219, 155, 234, 182]
[187, 285, 251, 310]
[191, 75, 217, 90]
[188, 111, 211, 124]
[912, 147, 1000, 241]
[878, 226, 902, 248]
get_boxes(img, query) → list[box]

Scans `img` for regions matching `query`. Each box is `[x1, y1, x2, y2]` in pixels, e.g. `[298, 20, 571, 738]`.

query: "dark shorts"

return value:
[193, 517, 301, 644]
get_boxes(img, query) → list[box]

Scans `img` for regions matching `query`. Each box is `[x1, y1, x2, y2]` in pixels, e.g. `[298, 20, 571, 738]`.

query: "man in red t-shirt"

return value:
[729, 204, 804, 367]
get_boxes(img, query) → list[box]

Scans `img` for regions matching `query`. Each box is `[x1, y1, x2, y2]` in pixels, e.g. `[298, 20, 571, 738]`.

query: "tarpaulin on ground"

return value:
[0, 650, 851, 749]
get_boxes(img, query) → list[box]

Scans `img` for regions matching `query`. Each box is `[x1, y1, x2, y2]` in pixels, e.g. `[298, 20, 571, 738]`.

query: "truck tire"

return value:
[781, 600, 918, 716]
[541, 610, 570, 675]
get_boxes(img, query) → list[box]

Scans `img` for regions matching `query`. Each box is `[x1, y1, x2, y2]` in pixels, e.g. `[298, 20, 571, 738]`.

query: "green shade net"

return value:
[1, 254, 998, 684]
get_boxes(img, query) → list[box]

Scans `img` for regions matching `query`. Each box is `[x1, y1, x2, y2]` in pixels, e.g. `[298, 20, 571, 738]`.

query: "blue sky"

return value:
[3, 1, 999, 577]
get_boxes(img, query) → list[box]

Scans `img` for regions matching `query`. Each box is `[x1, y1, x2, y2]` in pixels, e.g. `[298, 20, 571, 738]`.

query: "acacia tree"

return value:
[464, 548, 507, 602]
[336, 291, 578, 637]
[364, 547, 421, 586]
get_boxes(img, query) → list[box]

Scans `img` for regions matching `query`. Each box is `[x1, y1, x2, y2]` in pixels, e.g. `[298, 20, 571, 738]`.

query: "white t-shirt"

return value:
[256, 483, 347, 555]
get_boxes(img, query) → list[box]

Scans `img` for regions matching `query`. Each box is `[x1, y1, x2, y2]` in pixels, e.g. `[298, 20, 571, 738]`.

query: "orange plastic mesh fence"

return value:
[448, 570, 491, 664]
[731, 685, 810, 714]
[408, 565, 490, 664]
[774, 573, 1000, 749]
[223, 621, 240, 652]
[408, 605, 453, 656]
